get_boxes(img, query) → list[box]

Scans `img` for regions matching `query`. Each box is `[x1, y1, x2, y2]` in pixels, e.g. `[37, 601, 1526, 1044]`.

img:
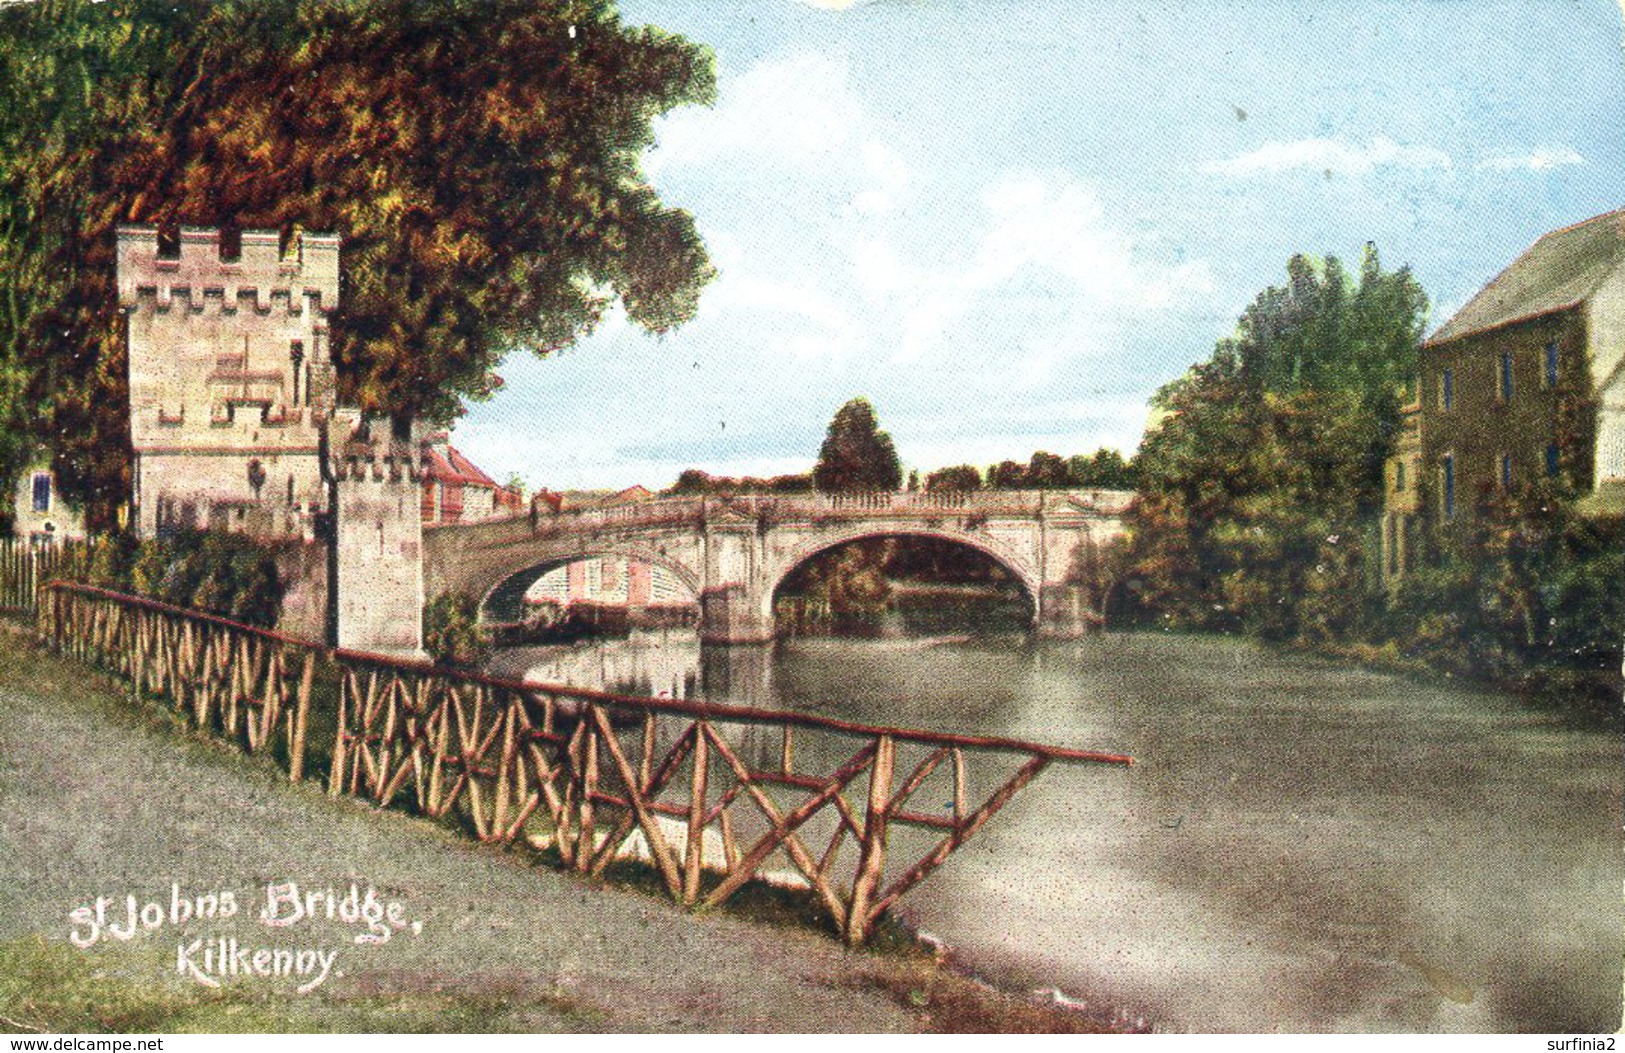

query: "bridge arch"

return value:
[758, 526, 1042, 630]
[478, 547, 703, 624]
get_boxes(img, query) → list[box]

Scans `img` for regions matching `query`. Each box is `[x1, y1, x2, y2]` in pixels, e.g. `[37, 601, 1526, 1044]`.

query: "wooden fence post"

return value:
[290, 650, 316, 783]
[683, 723, 710, 904]
[846, 733, 895, 945]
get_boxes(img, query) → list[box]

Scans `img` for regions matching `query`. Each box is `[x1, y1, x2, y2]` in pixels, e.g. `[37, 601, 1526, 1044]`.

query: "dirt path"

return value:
[0, 629, 937, 1033]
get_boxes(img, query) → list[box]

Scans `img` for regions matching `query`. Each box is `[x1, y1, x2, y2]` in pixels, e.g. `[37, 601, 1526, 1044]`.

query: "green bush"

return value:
[424, 592, 486, 668]
[1370, 490, 1624, 726]
[60, 530, 284, 629]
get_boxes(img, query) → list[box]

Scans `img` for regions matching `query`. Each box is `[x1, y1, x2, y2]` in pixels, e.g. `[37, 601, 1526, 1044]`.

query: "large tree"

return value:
[812, 397, 902, 494]
[0, 0, 716, 527]
[1126, 246, 1428, 637]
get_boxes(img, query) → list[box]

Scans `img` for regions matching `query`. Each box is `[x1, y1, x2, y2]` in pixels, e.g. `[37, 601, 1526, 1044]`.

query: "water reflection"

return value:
[487, 629, 706, 701]
[487, 629, 1624, 1034]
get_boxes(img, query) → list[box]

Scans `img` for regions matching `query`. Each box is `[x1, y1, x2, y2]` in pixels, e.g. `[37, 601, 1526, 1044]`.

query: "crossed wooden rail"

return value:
[39, 581, 1132, 945]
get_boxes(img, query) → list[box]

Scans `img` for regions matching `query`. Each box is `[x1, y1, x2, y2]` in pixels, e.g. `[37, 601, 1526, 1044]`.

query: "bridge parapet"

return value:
[529, 489, 1135, 534]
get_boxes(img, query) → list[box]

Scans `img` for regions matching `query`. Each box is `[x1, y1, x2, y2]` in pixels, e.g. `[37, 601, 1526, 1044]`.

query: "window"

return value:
[290, 341, 304, 405]
[1501, 453, 1512, 489]
[1441, 455, 1455, 519]
[1546, 444, 1561, 478]
[30, 473, 50, 513]
[1441, 368, 1453, 411]
[1499, 352, 1514, 402]
[1545, 341, 1560, 388]
[1395, 461, 1406, 492]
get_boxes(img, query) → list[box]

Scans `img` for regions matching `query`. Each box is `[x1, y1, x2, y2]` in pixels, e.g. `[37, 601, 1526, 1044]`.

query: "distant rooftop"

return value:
[422, 443, 507, 490]
[1428, 208, 1625, 345]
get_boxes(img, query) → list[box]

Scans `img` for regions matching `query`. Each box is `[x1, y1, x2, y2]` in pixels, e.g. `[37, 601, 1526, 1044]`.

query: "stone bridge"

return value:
[423, 489, 1134, 644]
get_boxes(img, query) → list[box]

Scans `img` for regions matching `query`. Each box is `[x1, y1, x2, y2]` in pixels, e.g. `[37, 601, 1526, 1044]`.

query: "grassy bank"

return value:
[0, 614, 1120, 1034]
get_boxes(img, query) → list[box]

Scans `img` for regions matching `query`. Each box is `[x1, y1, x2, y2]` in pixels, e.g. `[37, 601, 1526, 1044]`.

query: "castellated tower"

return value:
[329, 412, 425, 656]
[119, 225, 340, 540]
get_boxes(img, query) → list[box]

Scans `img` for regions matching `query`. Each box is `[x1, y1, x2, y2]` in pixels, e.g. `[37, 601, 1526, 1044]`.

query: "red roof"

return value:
[422, 443, 501, 489]
[422, 446, 459, 483]
[447, 446, 499, 488]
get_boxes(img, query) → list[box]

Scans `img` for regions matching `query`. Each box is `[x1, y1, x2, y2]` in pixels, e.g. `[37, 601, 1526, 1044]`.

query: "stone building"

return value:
[10, 454, 86, 546]
[119, 223, 425, 655]
[420, 433, 522, 524]
[118, 225, 339, 539]
[1381, 208, 1625, 581]
[330, 410, 425, 655]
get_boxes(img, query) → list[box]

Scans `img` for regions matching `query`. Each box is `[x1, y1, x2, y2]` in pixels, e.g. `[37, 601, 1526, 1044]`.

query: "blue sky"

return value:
[456, 0, 1625, 491]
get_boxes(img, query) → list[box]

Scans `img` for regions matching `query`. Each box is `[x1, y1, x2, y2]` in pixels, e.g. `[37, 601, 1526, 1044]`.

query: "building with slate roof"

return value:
[1381, 209, 1625, 581]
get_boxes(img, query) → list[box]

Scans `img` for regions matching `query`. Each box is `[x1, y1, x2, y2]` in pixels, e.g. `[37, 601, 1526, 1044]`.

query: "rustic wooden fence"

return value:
[0, 539, 85, 611]
[39, 580, 1133, 945]
[41, 580, 323, 780]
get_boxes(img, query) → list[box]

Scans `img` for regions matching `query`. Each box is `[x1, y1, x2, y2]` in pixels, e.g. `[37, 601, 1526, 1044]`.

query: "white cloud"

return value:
[1478, 147, 1585, 172]
[649, 54, 879, 173]
[1202, 136, 1452, 177]
[853, 141, 910, 215]
[886, 173, 1216, 369]
[601, 55, 1222, 476]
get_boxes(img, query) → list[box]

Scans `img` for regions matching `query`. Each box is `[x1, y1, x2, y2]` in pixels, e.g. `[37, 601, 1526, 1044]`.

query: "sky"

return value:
[454, 0, 1625, 492]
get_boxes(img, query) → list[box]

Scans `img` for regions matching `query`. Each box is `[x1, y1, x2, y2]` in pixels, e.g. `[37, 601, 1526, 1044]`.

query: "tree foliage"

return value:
[1068, 449, 1136, 489]
[966, 447, 1135, 490]
[423, 591, 487, 668]
[812, 397, 902, 494]
[1124, 247, 1428, 636]
[52, 529, 284, 626]
[0, 0, 717, 526]
[1381, 484, 1624, 725]
[1024, 451, 1071, 489]
[986, 460, 1026, 489]
[924, 464, 982, 492]
[663, 468, 811, 496]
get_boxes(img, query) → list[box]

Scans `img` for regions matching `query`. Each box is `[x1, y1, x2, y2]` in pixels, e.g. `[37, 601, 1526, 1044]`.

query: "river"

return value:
[487, 628, 1624, 1033]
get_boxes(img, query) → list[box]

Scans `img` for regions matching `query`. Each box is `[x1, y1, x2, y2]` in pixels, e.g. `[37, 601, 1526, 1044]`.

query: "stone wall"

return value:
[272, 539, 329, 643]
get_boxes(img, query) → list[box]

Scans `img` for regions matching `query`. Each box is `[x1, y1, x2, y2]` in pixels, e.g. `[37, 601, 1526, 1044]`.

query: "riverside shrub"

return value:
[423, 592, 485, 668]
[58, 530, 284, 628]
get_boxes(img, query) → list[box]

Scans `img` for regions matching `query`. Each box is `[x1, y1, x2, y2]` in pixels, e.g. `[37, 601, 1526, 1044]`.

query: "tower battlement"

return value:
[330, 422, 425, 657]
[122, 223, 341, 542]
[331, 442, 423, 485]
[117, 225, 339, 314]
